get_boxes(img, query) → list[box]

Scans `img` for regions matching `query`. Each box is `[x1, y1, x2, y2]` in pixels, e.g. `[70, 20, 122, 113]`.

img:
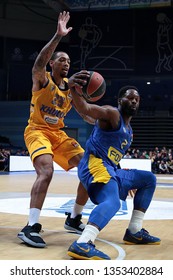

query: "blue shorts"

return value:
[78, 152, 156, 229]
[78, 153, 156, 202]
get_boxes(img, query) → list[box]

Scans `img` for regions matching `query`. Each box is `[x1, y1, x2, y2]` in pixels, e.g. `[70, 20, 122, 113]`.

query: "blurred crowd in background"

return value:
[1, 144, 173, 174]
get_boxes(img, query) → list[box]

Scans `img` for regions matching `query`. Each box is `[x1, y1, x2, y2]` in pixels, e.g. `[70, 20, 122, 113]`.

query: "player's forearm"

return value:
[79, 113, 96, 125]
[71, 87, 90, 115]
[33, 34, 62, 70]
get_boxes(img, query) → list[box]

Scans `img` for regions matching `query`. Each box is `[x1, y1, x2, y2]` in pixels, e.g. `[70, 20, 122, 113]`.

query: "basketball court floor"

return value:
[0, 170, 173, 260]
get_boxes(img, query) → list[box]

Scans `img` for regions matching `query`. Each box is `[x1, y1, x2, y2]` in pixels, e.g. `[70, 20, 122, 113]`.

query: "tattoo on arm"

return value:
[34, 34, 62, 70]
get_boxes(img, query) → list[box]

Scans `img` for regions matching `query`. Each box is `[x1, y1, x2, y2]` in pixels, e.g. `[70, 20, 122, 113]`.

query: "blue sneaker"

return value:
[123, 228, 161, 245]
[67, 240, 111, 260]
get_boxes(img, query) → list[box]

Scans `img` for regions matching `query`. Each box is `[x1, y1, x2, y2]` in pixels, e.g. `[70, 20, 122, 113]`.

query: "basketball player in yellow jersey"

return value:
[17, 11, 90, 248]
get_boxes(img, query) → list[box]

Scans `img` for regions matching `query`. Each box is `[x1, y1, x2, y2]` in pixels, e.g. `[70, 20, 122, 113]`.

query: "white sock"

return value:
[77, 224, 99, 244]
[71, 203, 84, 218]
[28, 208, 41, 226]
[128, 210, 145, 234]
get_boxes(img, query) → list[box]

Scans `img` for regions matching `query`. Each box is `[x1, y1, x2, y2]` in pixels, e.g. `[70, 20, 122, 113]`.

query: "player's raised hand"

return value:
[57, 11, 73, 37]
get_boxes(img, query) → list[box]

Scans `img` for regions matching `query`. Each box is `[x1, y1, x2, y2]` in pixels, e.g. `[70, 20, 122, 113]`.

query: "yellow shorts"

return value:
[24, 127, 84, 171]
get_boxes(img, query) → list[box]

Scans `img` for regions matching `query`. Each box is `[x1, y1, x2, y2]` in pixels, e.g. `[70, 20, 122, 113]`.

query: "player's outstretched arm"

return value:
[32, 11, 73, 90]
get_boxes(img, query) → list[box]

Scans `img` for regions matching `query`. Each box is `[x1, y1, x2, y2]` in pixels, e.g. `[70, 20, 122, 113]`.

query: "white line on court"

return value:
[0, 226, 126, 260]
[96, 238, 126, 260]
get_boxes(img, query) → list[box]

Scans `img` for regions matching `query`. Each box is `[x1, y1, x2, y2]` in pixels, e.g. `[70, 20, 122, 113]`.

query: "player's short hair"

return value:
[50, 51, 68, 61]
[118, 85, 139, 99]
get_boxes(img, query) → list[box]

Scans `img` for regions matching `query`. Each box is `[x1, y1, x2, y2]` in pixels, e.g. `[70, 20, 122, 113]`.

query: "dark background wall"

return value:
[0, 1, 173, 150]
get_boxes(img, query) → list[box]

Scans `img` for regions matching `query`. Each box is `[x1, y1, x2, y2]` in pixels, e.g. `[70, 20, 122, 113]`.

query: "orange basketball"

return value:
[75, 71, 106, 102]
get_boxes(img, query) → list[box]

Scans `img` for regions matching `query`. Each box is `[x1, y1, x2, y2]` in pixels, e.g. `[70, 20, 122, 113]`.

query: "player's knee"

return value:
[149, 172, 156, 185]
[39, 166, 53, 183]
[107, 198, 121, 217]
[146, 171, 156, 190]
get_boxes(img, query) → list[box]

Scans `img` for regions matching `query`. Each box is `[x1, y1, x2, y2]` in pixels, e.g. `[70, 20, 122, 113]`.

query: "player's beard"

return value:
[60, 69, 69, 78]
[121, 103, 139, 116]
[60, 73, 66, 78]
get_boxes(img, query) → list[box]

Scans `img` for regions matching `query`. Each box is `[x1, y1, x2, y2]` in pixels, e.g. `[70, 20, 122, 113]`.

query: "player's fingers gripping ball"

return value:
[75, 71, 106, 102]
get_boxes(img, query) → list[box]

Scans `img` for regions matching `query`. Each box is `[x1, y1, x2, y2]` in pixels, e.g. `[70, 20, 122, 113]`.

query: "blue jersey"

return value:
[78, 112, 133, 188]
[86, 113, 133, 168]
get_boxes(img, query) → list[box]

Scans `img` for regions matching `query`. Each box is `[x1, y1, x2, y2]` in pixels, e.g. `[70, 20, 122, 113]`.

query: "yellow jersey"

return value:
[26, 72, 72, 130]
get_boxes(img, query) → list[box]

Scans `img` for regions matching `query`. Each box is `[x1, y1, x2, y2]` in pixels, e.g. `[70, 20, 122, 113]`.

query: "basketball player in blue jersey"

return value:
[67, 71, 161, 260]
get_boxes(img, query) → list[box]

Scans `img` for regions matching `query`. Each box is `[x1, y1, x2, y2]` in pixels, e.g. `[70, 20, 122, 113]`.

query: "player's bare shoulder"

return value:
[98, 105, 120, 130]
[101, 105, 120, 116]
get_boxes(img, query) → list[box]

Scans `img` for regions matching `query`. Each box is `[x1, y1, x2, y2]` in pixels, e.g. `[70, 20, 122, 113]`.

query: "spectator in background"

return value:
[131, 152, 139, 159]
[166, 155, 173, 174]
[168, 148, 172, 156]
[0, 149, 6, 171]
[0, 148, 10, 171]
[140, 150, 149, 159]
[1, 149, 11, 171]
[123, 151, 132, 159]
[151, 154, 159, 174]
[158, 160, 168, 174]
[154, 146, 160, 154]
